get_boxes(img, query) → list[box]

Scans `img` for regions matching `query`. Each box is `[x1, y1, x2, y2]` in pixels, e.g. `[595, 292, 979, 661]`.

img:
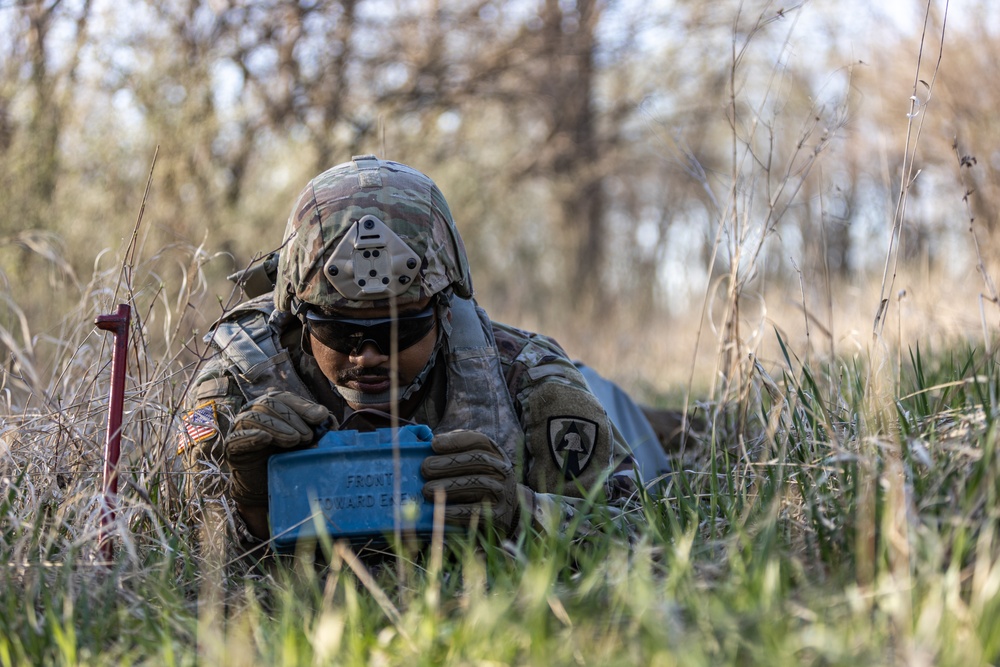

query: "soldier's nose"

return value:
[350, 342, 389, 366]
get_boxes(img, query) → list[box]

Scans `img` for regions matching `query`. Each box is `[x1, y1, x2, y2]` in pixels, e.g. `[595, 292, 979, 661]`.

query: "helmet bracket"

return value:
[324, 215, 422, 300]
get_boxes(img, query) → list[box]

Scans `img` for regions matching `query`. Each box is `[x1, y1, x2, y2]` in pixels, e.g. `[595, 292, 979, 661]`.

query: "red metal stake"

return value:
[95, 303, 131, 563]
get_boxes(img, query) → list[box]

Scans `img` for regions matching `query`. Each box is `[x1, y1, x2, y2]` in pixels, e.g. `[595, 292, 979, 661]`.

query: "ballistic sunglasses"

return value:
[303, 304, 436, 356]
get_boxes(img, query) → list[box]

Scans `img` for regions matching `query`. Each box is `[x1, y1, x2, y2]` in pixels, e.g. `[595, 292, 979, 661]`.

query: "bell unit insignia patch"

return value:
[548, 416, 598, 479]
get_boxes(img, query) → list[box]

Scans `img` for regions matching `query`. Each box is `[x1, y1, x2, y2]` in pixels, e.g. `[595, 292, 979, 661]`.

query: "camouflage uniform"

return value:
[181, 296, 638, 538]
[179, 156, 640, 548]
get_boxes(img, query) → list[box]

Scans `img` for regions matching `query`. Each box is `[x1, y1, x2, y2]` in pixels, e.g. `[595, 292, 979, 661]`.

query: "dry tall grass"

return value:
[3, 1, 1000, 664]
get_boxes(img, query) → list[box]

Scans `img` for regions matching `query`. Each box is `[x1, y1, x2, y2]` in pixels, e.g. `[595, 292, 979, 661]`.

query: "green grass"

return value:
[3, 287, 1000, 667]
[0, 1, 991, 661]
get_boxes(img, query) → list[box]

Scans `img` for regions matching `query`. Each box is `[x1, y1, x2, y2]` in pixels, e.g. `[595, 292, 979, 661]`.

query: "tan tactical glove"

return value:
[224, 391, 333, 506]
[420, 430, 525, 537]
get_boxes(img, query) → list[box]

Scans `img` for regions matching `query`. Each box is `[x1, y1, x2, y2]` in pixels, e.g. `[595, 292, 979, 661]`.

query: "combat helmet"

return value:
[275, 155, 473, 314]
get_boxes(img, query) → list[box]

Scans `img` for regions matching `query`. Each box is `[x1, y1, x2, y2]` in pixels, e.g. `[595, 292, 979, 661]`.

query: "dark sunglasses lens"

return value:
[307, 307, 435, 355]
[307, 321, 376, 354]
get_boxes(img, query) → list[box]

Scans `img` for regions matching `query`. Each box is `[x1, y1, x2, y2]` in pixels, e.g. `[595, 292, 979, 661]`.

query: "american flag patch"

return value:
[177, 401, 219, 454]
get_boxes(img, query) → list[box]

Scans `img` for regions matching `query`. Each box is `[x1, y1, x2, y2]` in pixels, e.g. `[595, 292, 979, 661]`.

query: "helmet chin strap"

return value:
[332, 298, 450, 408]
[334, 385, 395, 406]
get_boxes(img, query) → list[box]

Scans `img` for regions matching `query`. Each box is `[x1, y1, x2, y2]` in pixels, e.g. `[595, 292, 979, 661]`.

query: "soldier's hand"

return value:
[225, 391, 333, 506]
[420, 430, 522, 537]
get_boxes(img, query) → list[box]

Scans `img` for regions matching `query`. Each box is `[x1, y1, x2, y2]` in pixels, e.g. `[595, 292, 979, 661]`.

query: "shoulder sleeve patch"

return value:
[177, 400, 220, 454]
[520, 379, 615, 493]
[548, 416, 599, 478]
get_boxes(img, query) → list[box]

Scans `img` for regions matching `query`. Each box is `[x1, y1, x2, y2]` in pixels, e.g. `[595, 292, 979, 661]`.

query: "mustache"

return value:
[335, 366, 392, 384]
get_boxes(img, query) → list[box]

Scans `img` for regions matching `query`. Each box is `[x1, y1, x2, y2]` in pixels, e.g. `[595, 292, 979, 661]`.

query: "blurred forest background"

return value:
[0, 0, 997, 406]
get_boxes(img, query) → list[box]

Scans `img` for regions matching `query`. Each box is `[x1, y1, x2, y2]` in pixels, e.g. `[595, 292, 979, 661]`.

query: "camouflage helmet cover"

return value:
[275, 156, 473, 312]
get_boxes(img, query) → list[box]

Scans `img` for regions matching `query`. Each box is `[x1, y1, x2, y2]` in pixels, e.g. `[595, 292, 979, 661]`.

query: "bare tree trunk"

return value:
[540, 0, 607, 311]
[25, 1, 60, 229]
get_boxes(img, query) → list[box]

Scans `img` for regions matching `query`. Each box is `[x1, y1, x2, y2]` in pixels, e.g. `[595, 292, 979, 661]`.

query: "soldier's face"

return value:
[307, 298, 438, 411]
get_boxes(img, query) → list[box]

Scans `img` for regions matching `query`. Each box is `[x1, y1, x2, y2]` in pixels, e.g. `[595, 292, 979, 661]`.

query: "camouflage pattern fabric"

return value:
[275, 157, 473, 312]
[492, 324, 632, 493]
[180, 300, 641, 549]
[491, 323, 640, 540]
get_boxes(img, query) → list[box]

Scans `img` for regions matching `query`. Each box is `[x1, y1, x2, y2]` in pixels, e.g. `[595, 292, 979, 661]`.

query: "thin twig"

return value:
[873, 0, 949, 338]
[113, 146, 159, 306]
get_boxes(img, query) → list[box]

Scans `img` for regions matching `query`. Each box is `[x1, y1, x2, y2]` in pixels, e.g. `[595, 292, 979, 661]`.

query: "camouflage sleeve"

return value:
[177, 356, 278, 564]
[497, 326, 643, 540]
[177, 355, 247, 500]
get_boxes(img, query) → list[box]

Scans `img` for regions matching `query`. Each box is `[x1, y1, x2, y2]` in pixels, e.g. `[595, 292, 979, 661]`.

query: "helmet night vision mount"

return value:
[274, 156, 473, 313]
[324, 215, 422, 300]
